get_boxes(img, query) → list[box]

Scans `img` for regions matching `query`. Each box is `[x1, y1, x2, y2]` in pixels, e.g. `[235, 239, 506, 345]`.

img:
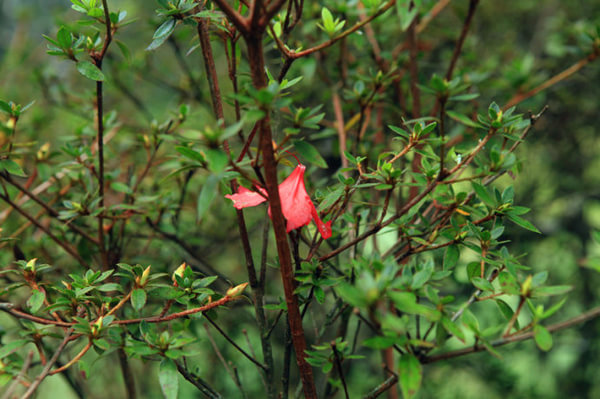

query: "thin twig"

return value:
[0, 192, 90, 268]
[21, 328, 74, 399]
[364, 304, 600, 398]
[175, 360, 222, 399]
[445, 0, 479, 81]
[503, 48, 599, 110]
[203, 323, 245, 395]
[204, 314, 268, 371]
[1, 174, 99, 245]
[1, 350, 34, 399]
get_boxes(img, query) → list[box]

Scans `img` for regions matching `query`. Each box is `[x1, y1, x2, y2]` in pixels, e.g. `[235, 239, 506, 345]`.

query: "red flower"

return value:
[225, 165, 332, 239]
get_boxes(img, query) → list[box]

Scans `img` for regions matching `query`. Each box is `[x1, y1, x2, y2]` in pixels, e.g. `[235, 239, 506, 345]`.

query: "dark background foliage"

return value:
[1, 0, 600, 397]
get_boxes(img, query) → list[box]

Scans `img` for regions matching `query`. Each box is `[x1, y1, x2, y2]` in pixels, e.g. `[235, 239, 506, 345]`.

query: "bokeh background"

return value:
[1, 0, 600, 397]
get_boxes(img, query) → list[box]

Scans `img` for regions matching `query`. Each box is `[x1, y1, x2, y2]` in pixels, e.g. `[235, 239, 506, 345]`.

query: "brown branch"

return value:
[416, 0, 451, 34]
[211, 0, 249, 33]
[364, 305, 600, 397]
[332, 342, 350, 399]
[203, 323, 246, 395]
[175, 360, 222, 398]
[363, 372, 398, 399]
[92, 0, 114, 270]
[22, 328, 74, 399]
[332, 91, 349, 171]
[113, 295, 238, 324]
[196, 13, 225, 123]
[1, 350, 34, 399]
[48, 339, 92, 375]
[503, 49, 600, 110]
[245, 36, 317, 398]
[264, 0, 288, 24]
[1, 174, 99, 246]
[290, 0, 396, 59]
[320, 126, 496, 261]
[204, 314, 267, 371]
[2, 295, 240, 327]
[445, 0, 479, 81]
[0, 192, 90, 268]
[425, 304, 600, 363]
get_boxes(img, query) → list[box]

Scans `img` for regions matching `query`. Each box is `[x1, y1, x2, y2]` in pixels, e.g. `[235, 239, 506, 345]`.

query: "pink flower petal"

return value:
[311, 204, 332, 239]
[225, 164, 332, 239]
[279, 165, 314, 232]
[225, 186, 267, 209]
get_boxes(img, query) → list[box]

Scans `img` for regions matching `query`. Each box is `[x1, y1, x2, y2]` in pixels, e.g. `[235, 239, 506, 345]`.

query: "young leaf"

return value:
[293, 140, 328, 168]
[77, 61, 105, 81]
[471, 277, 494, 292]
[533, 325, 553, 351]
[176, 146, 205, 163]
[147, 19, 176, 51]
[0, 340, 29, 359]
[446, 110, 484, 128]
[0, 159, 27, 177]
[131, 289, 147, 311]
[443, 245, 460, 269]
[441, 316, 465, 343]
[506, 214, 541, 234]
[159, 358, 179, 399]
[398, 354, 422, 399]
[28, 289, 45, 313]
[472, 182, 496, 209]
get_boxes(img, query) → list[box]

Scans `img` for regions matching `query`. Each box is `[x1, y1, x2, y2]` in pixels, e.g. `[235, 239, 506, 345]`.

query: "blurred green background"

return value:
[1, 0, 600, 397]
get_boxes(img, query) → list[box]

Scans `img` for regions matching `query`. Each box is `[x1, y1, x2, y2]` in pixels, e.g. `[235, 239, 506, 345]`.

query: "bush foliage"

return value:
[1, 0, 600, 398]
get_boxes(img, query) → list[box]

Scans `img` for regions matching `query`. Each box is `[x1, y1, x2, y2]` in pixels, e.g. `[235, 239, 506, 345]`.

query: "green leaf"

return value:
[111, 182, 133, 195]
[389, 291, 440, 321]
[533, 325, 553, 351]
[446, 110, 484, 128]
[175, 146, 205, 163]
[197, 174, 220, 220]
[0, 159, 26, 177]
[411, 267, 432, 290]
[495, 299, 514, 320]
[131, 289, 147, 311]
[56, 26, 72, 48]
[441, 316, 466, 343]
[147, 19, 176, 51]
[88, 7, 104, 18]
[472, 182, 495, 208]
[293, 140, 328, 168]
[336, 283, 368, 308]
[531, 285, 572, 298]
[77, 61, 105, 81]
[397, 5, 418, 31]
[398, 353, 422, 399]
[28, 289, 45, 313]
[159, 358, 179, 399]
[471, 276, 494, 292]
[362, 336, 397, 349]
[0, 100, 12, 114]
[205, 149, 228, 173]
[0, 340, 29, 358]
[97, 283, 122, 292]
[443, 245, 459, 269]
[448, 93, 480, 102]
[321, 7, 334, 30]
[541, 297, 567, 319]
[317, 187, 344, 211]
[506, 214, 541, 234]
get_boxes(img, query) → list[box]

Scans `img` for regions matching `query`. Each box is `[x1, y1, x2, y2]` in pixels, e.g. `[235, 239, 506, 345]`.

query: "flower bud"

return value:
[226, 282, 249, 297]
[172, 262, 187, 285]
[140, 265, 151, 286]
